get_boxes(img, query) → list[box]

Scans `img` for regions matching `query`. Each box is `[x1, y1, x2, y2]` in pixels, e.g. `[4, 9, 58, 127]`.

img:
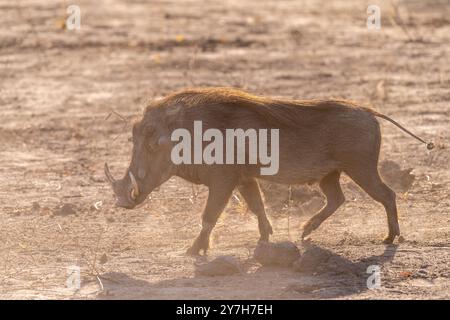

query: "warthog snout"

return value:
[104, 163, 141, 209]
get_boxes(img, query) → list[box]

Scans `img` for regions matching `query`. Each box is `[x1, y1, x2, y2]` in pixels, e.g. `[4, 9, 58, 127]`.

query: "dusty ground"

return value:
[0, 0, 449, 299]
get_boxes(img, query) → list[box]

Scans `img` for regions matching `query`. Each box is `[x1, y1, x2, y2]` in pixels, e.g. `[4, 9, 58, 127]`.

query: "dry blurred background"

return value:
[0, 0, 448, 299]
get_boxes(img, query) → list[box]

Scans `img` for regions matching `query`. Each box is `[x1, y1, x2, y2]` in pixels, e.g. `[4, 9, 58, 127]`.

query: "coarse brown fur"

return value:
[106, 87, 431, 255]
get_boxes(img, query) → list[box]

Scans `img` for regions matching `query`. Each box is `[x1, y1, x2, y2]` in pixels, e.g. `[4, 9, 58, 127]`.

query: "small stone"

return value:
[41, 206, 52, 216]
[99, 253, 108, 264]
[254, 241, 301, 267]
[55, 203, 77, 216]
[196, 255, 242, 276]
[31, 202, 40, 214]
[90, 201, 103, 211]
[292, 245, 332, 273]
[398, 235, 405, 243]
[416, 269, 428, 277]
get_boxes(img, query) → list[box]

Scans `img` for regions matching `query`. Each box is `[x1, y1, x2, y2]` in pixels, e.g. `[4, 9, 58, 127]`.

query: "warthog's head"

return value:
[105, 106, 176, 209]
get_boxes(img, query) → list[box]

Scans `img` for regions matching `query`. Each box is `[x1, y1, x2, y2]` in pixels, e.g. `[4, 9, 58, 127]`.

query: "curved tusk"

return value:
[129, 171, 140, 197]
[104, 163, 116, 184]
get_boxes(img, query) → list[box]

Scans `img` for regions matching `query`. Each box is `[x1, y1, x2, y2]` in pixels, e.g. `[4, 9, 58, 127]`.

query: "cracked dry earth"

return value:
[0, 0, 449, 299]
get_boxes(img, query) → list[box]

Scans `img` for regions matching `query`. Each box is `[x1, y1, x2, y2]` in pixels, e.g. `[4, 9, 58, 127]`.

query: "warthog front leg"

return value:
[187, 179, 236, 255]
[238, 179, 273, 242]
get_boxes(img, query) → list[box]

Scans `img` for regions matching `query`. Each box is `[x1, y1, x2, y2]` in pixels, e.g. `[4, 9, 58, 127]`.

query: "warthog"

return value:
[105, 87, 433, 255]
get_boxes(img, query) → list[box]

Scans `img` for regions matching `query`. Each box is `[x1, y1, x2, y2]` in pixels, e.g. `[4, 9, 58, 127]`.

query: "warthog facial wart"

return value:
[170, 120, 280, 175]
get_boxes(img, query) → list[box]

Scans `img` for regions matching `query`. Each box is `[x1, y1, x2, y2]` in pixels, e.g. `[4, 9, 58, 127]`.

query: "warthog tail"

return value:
[368, 109, 434, 150]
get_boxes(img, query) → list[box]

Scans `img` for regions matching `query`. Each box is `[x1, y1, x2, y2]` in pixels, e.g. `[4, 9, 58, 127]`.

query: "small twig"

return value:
[105, 110, 130, 142]
[389, 1, 416, 42]
[185, 42, 200, 86]
[150, 195, 197, 201]
[104, 110, 128, 122]
[97, 274, 121, 284]
[191, 184, 199, 201]
[287, 185, 292, 241]
[96, 275, 104, 292]
[90, 227, 106, 276]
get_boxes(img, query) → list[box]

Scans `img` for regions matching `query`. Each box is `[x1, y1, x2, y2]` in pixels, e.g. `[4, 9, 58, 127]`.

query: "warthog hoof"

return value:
[382, 234, 398, 244]
[267, 223, 274, 235]
[186, 238, 209, 256]
[301, 219, 320, 239]
[186, 246, 201, 256]
[259, 220, 274, 242]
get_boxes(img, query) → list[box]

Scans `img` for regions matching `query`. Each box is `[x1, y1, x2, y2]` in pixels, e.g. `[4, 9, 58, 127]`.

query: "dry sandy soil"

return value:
[0, 0, 449, 299]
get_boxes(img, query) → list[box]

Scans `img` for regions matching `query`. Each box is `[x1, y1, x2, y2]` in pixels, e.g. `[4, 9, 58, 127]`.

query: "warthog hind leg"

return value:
[345, 167, 400, 244]
[302, 171, 345, 239]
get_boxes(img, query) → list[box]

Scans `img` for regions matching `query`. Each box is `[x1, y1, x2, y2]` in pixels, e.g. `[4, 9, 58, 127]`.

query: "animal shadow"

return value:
[288, 243, 398, 298]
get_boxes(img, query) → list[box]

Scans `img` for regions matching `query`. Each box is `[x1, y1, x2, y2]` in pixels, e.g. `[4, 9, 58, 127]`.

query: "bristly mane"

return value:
[147, 87, 367, 127]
